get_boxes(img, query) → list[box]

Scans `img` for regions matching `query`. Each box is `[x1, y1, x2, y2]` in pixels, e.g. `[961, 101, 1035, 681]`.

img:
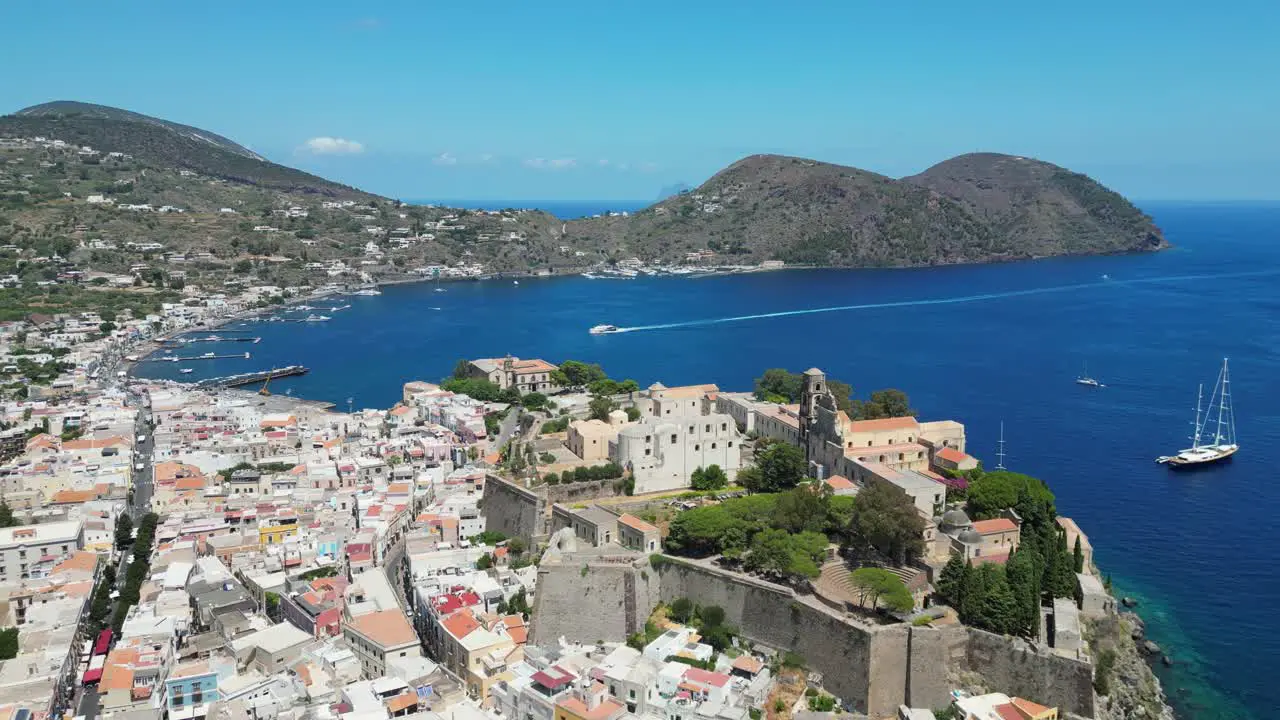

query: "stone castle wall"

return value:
[481, 474, 547, 542]
[530, 554, 1095, 718]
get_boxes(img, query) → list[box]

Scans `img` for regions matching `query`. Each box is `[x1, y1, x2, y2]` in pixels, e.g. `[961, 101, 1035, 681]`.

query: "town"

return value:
[0, 289, 1170, 720]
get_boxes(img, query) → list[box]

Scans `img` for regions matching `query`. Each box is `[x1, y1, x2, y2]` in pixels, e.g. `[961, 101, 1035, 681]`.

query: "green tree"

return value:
[452, 359, 472, 379]
[476, 553, 494, 570]
[774, 486, 829, 534]
[114, 513, 134, 550]
[264, 592, 282, 621]
[0, 628, 17, 660]
[976, 565, 1020, 634]
[1073, 536, 1084, 573]
[699, 605, 726, 628]
[625, 406, 642, 422]
[936, 552, 967, 606]
[959, 560, 985, 622]
[690, 464, 728, 491]
[522, 392, 547, 410]
[849, 567, 914, 612]
[1004, 549, 1041, 637]
[669, 597, 694, 623]
[753, 368, 802, 403]
[966, 471, 1055, 526]
[744, 443, 806, 493]
[847, 481, 926, 564]
[588, 395, 617, 421]
[849, 389, 915, 420]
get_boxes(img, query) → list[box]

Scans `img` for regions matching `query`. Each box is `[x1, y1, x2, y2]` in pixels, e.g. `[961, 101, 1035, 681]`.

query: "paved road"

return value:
[76, 683, 100, 720]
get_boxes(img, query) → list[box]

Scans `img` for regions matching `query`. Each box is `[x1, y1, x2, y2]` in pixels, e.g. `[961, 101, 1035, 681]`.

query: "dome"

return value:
[958, 528, 983, 545]
[940, 508, 971, 531]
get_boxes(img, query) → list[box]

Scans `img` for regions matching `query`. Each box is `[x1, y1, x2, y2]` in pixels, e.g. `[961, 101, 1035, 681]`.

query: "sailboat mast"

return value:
[1192, 384, 1204, 448]
[996, 422, 1007, 470]
[1214, 358, 1230, 445]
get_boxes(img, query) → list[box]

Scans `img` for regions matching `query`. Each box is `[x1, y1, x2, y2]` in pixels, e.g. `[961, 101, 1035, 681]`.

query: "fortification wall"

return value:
[530, 554, 1095, 719]
[966, 628, 1096, 717]
[544, 478, 621, 504]
[481, 474, 546, 542]
[529, 558, 659, 645]
[653, 559, 897, 716]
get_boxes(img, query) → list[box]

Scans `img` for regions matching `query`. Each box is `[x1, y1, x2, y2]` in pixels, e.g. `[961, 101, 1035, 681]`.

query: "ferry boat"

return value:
[1157, 358, 1238, 468]
[352, 288, 382, 296]
[589, 324, 620, 335]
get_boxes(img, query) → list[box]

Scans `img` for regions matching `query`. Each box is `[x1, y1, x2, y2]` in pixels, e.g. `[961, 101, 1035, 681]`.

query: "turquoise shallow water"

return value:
[142, 203, 1280, 718]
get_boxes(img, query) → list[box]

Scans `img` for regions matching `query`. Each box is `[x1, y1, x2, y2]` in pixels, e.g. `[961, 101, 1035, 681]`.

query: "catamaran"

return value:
[1157, 358, 1238, 468]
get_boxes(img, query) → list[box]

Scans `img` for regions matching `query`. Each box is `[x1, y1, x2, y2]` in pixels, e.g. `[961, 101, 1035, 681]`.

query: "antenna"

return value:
[996, 422, 1007, 470]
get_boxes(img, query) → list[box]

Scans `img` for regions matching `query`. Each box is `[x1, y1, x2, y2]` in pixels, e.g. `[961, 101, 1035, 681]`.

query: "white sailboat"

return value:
[1075, 362, 1103, 387]
[1157, 358, 1238, 467]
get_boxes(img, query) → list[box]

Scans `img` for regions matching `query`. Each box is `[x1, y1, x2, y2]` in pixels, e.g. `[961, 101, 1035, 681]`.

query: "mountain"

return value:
[16, 101, 264, 160]
[1, 102, 365, 197]
[656, 182, 693, 202]
[565, 153, 1165, 267]
[0, 100, 1165, 317]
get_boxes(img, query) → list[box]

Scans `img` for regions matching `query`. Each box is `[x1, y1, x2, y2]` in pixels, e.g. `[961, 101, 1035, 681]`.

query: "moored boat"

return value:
[1156, 358, 1238, 468]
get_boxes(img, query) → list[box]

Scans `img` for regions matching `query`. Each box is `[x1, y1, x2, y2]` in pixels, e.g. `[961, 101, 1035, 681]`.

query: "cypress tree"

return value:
[959, 560, 985, 624]
[1073, 536, 1084, 573]
[979, 568, 1020, 635]
[937, 553, 967, 606]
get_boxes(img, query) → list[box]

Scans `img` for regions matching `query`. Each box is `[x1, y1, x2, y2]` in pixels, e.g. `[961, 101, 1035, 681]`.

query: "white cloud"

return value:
[478, 153, 496, 164]
[524, 157, 577, 170]
[300, 137, 364, 155]
[433, 152, 458, 166]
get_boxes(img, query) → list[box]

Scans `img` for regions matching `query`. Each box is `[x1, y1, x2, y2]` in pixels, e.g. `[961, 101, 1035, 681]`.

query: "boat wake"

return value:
[614, 269, 1280, 334]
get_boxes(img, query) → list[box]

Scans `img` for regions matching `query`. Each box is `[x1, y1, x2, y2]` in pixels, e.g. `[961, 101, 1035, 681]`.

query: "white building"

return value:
[0, 520, 85, 582]
[613, 384, 742, 494]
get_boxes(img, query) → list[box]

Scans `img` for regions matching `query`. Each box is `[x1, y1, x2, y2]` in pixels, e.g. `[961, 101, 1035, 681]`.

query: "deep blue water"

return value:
[407, 199, 649, 219]
[141, 204, 1280, 718]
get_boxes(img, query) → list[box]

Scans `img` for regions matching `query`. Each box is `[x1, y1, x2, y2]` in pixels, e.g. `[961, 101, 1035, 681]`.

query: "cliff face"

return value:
[1090, 612, 1177, 720]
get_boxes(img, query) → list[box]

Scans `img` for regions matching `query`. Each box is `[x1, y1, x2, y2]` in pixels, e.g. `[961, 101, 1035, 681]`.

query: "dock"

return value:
[142, 352, 252, 362]
[194, 365, 308, 389]
[162, 336, 262, 345]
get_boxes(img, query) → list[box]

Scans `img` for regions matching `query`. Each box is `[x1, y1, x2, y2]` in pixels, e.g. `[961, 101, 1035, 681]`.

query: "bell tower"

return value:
[799, 367, 826, 465]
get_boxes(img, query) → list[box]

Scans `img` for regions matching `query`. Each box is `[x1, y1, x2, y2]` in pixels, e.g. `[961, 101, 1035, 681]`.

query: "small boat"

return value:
[590, 324, 620, 335]
[1076, 362, 1103, 388]
[513, 280, 520, 286]
[434, 287, 447, 293]
[1157, 358, 1238, 468]
[303, 314, 331, 322]
[179, 368, 193, 374]
[202, 352, 215, 358]
[352, 288, 382, 296]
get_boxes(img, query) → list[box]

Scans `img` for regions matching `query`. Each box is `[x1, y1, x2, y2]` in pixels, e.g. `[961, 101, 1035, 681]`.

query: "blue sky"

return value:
[3, 1, 1278, 202]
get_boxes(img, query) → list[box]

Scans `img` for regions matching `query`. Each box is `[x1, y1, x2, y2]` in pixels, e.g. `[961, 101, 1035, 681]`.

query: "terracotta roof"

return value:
[730, 655, 764, 674]
[62, 436, 128, 450]
[386, 691, 418, 713]
[53, 551, 99, 574]
[936, 446, 971, 463]
[682, 667, 730, 687]
[99, 660, 135, 692]
[617, 513, 658, 533]
[847, 416, 918, 432]
[348, 609, 418, 648]
[175, 476, 206, 490]
[1011, 697, 1055, 717]
[994, 703, 1023, 720]
[972, 518, 1018, 534]
[50, 489, 97, 504]
[442, 608, 481, 640]
[500, 615, 528, 644]
[557, 694, 623, 720]
[824, 475, 855, 490]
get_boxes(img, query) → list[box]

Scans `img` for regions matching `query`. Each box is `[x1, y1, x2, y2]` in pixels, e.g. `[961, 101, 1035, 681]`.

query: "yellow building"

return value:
[259, 523, 299, 547]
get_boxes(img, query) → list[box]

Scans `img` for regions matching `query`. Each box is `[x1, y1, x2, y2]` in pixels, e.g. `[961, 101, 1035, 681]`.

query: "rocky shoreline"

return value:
[1091, 600, 1178, 720]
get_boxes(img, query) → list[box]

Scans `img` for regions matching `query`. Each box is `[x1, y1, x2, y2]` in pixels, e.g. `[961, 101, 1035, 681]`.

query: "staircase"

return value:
[813, 556, 926, 610]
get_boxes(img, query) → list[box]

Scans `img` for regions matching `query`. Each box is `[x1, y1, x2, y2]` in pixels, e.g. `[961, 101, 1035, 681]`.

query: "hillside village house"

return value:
[465, 357, 558, 394]
[344, 609, 423, 679]
[0, 520, 85, 582]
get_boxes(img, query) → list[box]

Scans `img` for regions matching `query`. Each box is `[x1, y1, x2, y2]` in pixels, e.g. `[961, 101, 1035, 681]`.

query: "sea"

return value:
[139, 202, 1280, 718]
